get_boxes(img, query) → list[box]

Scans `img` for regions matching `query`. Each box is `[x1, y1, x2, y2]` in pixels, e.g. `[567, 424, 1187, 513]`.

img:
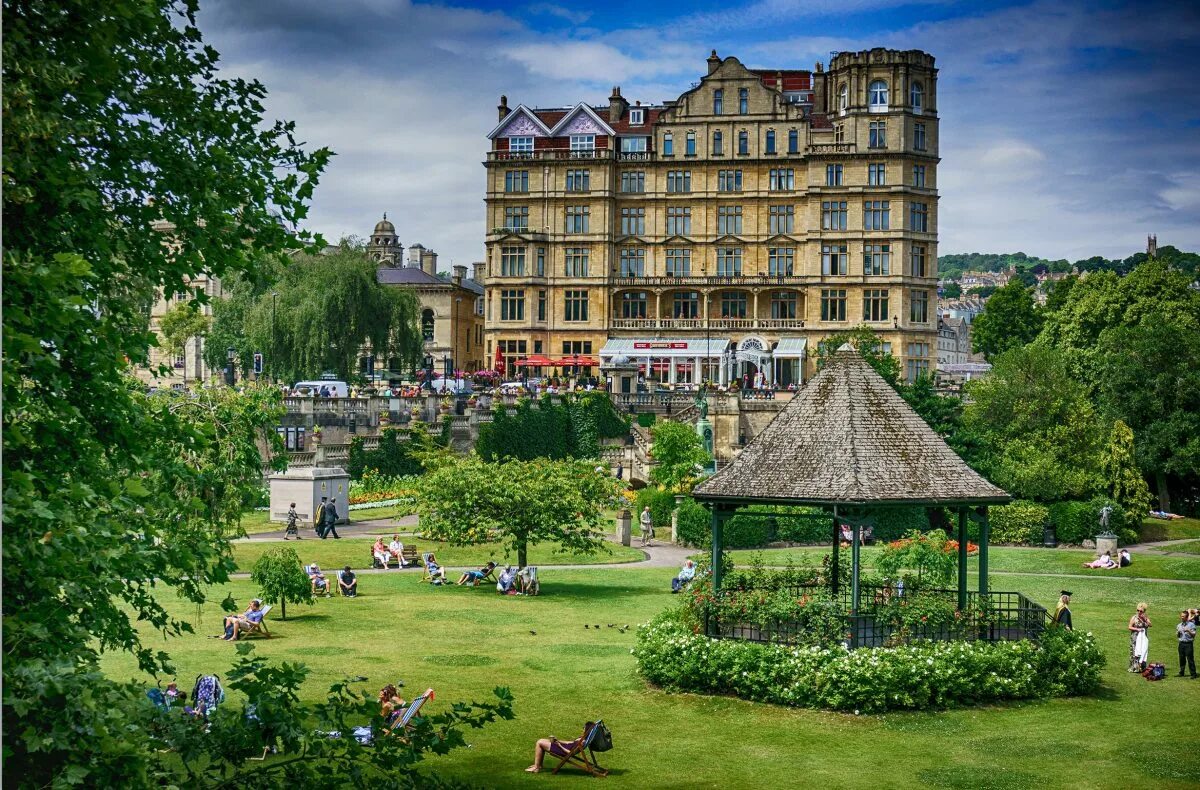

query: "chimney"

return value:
[407, 244, 424, 268]
[812, 68, 827, 113]
[707, 49, 721, 75]
[421, 249, 437, 276]
[608, 86, 627, 123]
[498, 94, 510, 122]
[472, 261, 485, 283]
[452, 264, 466, 286]
[775, 70, 783, 92]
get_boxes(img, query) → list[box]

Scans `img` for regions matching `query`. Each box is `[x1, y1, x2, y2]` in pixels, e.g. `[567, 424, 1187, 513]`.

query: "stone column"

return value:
[693, 356, 702, 385]
[615, 509, 632, 547]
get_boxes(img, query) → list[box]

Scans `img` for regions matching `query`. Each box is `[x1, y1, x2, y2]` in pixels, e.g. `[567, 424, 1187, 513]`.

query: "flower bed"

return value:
[348, 471, 418, 506]
[634, 609, 1105, 713]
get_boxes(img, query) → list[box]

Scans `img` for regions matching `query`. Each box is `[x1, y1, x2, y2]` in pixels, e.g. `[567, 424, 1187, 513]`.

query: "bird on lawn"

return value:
[529, 630, 537, 636]
[607, 624, 615, 628]
[584, 624, 590, 629]
[618, 627, 628, 634]
[594, 624, 600, 629]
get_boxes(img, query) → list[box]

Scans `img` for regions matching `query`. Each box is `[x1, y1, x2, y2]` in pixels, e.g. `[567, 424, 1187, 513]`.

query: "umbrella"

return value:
[514, 355, 556, 367]
[556, 355, 598, 367]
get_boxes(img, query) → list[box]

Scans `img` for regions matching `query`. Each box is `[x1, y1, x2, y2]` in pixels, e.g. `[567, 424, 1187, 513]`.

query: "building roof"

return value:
[376, 266, 444, 286]
[693, 346, 1011, 507]
[374, 214, 395, 235]
[749, 69, 812, 91]
[599, 337, 732, 358]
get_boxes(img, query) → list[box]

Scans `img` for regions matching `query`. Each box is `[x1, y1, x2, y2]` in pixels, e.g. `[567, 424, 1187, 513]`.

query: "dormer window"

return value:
[510, 136, 534, 153]
[910, 81, 924, 114]
[630, 108, 644, 125]
[869, 80, 889, 112]
[570, 135, 595, 151]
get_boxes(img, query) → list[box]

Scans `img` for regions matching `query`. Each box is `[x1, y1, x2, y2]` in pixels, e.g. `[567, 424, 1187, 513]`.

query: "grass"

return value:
[1138, 515, 1200, 542]
[230, 537, 645, 573]
[1169, 541, 1200, 555]
[237, 505, 415, 536]
[101, 565, 1200, 789]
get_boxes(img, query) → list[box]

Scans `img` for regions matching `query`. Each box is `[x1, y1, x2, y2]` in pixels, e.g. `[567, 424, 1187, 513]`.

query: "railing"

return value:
[613, 392, 696, 411]
[611, 274, 806, 287]
[607, 318, 805, 330]
[809, 142, 857, 154]
[616, 151, 652, 161]
[739, 389, 776, 400]
[486, 149, 614, 162]
[709, 318, 755, 329]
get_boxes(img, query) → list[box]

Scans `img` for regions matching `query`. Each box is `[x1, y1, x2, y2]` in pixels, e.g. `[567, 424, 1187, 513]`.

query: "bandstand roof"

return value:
[693, 345, 1010, 507]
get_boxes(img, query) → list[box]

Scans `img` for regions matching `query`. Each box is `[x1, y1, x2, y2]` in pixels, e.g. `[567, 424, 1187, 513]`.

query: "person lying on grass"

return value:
[526, 722, 597, 773]
[457, 561, 496, 586]
[1083, 552, 1117, 569]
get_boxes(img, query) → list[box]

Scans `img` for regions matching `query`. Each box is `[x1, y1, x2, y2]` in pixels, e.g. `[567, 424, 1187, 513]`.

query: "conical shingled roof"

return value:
[693, 346, 1010, 506]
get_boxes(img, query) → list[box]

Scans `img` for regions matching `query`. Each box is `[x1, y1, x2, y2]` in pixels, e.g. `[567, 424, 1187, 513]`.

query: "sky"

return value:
[198, 0, 1200, 268]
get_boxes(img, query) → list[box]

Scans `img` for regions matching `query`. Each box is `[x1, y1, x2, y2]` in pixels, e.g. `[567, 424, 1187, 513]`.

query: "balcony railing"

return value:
[486, 149, 615, 162]
[608, 318, 805, 330]
[616, 151, 652, 161]
[611, 274, 807, 287]
[808, 143, 857, 154]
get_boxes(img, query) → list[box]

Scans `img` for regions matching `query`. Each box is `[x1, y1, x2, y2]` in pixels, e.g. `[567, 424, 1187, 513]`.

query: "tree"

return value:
[158, 301, 210, 383]
[970, 281, 1043, 360]
[941, 282, 963, 298]
[815, 326, 901, 386]
[649, 420, 712, 492]
[1043, 275, 1078, 313]
[415, 454, 620, 568]
[1100, 420, 1153, 520]
[251, 545, 314, 620]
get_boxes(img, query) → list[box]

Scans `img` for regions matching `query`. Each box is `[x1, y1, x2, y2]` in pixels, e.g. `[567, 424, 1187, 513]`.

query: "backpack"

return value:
[589, 721, 613, 753]
[1142, 662, 1166, 681]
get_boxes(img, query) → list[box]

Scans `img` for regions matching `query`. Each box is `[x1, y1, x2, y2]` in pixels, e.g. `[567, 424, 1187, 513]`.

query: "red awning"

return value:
[514, 355, 557, 367]
[556, 355, 598, 367]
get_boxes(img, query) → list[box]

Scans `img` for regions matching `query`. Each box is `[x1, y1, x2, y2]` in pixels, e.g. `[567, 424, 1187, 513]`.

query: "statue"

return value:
[694, 389, 709, 420]
[1099, 505, 1112, 530]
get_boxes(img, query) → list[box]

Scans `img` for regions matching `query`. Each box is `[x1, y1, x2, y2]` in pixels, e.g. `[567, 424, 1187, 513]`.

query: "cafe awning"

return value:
[599, 337, 732, 359]
[556, 355, 598, 367]
[514, 355, 556, 367]
[773, 338, 807, 358]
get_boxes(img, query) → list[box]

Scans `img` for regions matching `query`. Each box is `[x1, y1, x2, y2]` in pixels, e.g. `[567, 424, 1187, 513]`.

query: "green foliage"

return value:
[648, 420, 711, 492]
[1100, 420, 1153, 520]
[877, 530, 958, 587]
[722, 511, 776, 549]
[477, 393, 627, 462]
[937, 251, 1063, 280]
[675, 497, 712, 548]
[986, 500, 1051, 545]
[157, 301, 210, 377]
[970, 281, 1044, 360]
[868, 507, 933, 541]
[634, 608, 1105, 712]
[634, 487, 677, 534]
[815, 326, 901, 386]
[1047, 501, 1101, 545]
[415, 454, 620, 568]
[941, 282, 963, 298]
[636, 412, 657, 428]
[250, 545, 313, 620]
[347, 426, 433, 480]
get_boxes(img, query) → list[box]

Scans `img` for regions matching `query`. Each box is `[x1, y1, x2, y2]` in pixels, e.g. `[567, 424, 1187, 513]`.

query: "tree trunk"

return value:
[1156, 472, 1171, 512]
[517, 539, 528, 569]
[281, 599, 286, 620]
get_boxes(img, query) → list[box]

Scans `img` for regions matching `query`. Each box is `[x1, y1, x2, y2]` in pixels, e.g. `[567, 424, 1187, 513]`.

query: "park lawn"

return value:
[1169, 540, 1200, 555]
[723, 545, 1200, 582]
[100, 568, 1200, 789]
[237, 505, 415, 536]
[230, 537, 645, 574]
[1138, 515, 1200, 542]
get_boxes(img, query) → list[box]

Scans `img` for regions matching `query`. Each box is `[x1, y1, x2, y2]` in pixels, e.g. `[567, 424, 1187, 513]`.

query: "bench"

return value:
[369, 544, 419, 569]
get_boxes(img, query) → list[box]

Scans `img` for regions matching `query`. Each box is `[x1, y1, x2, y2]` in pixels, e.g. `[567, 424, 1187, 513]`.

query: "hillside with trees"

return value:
[938, 245, 1199, 280]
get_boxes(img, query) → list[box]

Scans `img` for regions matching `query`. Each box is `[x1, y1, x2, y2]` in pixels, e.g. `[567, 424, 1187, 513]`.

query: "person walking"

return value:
[639, 506, 654, 547]
[323, 497, 341, 539]
[314, 497, 328, 538]
[1129, 602, 1151, 672]
[1177, 610, 1198, 678]
[1051, 591, 1073, 630]
[284, 502, 300, 540]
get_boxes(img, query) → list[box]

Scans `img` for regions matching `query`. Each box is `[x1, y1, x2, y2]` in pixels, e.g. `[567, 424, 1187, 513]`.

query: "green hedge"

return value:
[634, 487, 676, 533]
[869, 507, 931, 541]
[675, 497, 711, 548]
[983, 500, 1050, 545]
[634, 609, 1105, 713]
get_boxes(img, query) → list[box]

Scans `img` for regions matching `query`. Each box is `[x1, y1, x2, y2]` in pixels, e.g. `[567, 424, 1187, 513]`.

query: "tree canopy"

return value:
[970, 281, 1043, 361]
[649, 421, 712, 492]
[251, 545, 314, 620]
[158, 300, 211, 380]
[815, 325, 901, 386]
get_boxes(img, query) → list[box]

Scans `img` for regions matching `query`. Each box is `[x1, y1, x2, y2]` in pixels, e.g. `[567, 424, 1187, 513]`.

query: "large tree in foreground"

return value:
[415, 454, 621, 568]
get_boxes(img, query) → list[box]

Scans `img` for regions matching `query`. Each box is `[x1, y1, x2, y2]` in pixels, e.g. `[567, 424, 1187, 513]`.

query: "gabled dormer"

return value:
[547, 103, 616, 138]
[487, 104, 553, 140]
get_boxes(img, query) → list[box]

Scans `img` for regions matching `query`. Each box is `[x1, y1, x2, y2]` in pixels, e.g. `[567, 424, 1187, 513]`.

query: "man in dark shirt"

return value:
[339, 566, 357, 598]
[323, 497, 341, 539]
[1178, 610, 1197, 678]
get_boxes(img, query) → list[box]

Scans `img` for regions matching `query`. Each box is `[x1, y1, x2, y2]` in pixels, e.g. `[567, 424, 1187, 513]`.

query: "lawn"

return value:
[237, 505, 415, 535]
[230, 537, 646, 573]
[1169, 541, 1200, 555]
[101, 565, 1200, 789]
[1138, 515, 1200, 542]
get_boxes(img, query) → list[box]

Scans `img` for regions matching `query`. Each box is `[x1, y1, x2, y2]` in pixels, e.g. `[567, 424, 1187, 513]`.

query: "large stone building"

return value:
[482, 48, 940, 385]
[369, 215, 486, 374]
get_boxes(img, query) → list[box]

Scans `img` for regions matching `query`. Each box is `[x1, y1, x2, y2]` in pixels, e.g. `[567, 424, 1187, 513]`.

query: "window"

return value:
[504, 206, 528, 230]
[619, 248, 646, 277]
[863, 243, 891, 275]
[673, 291, 699, 318]
[504, 170, 528, 193]
[909, 201, 929, 232]
[563, 290, 589, 321]
[509, 136, 533, 153]
[713, 89, 723, 115]
[822, 200, 848, 230]
[620, 291, 647, 319]
[566, 169, 590, 192]
[738, 88, 748, 114]
[765, 130, 776, 154]
[910, 81, 923, 113]
[914, 122, 927, 151]
[768, 247, 794, 276]
[738, 130, 748, 154]
[822, 243, 848, 275]
[910, 289, 929, 323]
[562, 340, 593, 357]
[716, 247, 742, 276]
[538, 290, 546, 321]
[620, 207, 645, 236]
[912, 164, 926, 188]
[911, 244, 928, 277]
[821, 288, 847, 321]
[666, 248, 692, 276]
[906, 342, 930, 381]
[868, 163, 887, 186]
[500, 289, 525, 320]
[869, 121, 887, 148]
[717, 206, 743, 235]
[788, 129, 799, 153]
[570, 134, 595, 151]
[686, 131, 696, 156]
[421, 309, 435, 341]
[666, 206, 692, 235]
[621, 136, 648, 153]
[500, 246, 526, 276]
[863, 289, 889, 322]
[536, 247, 545, 276]
[863, 200, 890, 230]
[630, 107, 644, 125]
[771, 291, 797, 319]
[869, 80, 889, 111]
[667, 170, 692, 193]
[826, 164, 843, 186]
[834, 124, 845, 144]
[620, 171, 645, 193]
[769, 168, 795, 190]
[712, 131, 723, 155]
[717, 169, 742, 191]
[720, 291, 747, 318]
[564, 247, 589, 277]
[565, 205, 590, 233]
[838, 84, 848, 114]
[769, 205, 794, 234]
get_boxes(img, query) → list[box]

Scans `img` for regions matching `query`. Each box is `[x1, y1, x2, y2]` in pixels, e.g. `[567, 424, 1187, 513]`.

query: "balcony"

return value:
[486, 149, 615, 162]
[611, 273, 807, 287]
[616, 151, 652, 161]
[609, 318, 805, 331]
[808, 143, 856, 154]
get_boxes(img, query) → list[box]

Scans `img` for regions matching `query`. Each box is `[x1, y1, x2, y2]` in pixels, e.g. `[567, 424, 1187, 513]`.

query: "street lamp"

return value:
[271, 291, 278, 384]
[423, 353, 434, 391]
[225, 346, 236, 387]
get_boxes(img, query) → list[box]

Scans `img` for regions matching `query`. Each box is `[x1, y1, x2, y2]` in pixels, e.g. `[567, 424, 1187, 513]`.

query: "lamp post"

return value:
[270, 291, 278, 384]
[423, 353, 434, 392]
[453, 296, 462, 379]
[225, 346, 236, 387]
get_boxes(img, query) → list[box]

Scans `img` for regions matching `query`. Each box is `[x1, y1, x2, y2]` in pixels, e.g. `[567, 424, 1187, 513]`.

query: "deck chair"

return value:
[387, 688, 434, 737]
[519, 566, 539, 596]
[419, 554, 447, 585]
[550, 720, 610, 777]
[242, 605, 272, 639]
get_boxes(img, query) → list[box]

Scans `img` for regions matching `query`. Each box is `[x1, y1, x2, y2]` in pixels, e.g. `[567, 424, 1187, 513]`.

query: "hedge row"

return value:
[634, 609, 1105, 713]
[979, 497, 1137, 546]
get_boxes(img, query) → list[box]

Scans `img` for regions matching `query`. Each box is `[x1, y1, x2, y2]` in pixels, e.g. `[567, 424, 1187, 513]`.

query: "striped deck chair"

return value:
[550, 720, 610, 777]
[418, 554, 445, 585]
[386, 688, 434, 737]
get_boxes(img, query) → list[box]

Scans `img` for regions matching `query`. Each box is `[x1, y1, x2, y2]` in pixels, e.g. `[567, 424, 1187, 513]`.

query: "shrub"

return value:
[634, 608, 1106, 713]
[867, 507, 931, 541]
[636, 412, 656, 428]
[987, 500, 1050, 545]
[1048, 500, 1098, 544]
[722, 511, 775, 549]
[634, 487, 676, 533]
[721, 505, 829, 548]
[675, 497, 711, 548]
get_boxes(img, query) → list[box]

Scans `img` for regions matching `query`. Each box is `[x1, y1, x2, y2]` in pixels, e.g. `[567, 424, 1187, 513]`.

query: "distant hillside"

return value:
[938, 246, 1198, 279]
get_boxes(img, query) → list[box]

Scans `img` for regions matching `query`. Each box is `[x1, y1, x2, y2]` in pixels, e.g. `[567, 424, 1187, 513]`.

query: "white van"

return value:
[293, 380, 348, 397]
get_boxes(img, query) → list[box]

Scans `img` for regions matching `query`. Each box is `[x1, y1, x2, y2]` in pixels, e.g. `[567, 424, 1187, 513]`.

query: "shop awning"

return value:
[773, 338, 808, 358]
[556, 355, 598, 367]
[514, 355, 556, 367]
[600, 337, 732, 359]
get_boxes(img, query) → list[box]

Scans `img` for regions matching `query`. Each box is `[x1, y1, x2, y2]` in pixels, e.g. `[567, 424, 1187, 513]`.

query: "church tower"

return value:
[368, 213, 401, 266]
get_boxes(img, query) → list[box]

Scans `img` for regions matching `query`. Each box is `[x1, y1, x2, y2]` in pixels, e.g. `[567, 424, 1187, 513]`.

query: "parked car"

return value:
[293, 379, 348, 397]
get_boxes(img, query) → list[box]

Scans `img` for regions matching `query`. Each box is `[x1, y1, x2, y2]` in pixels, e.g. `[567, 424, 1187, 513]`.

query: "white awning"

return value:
[599, 337, 732, 359]
[773, 338, 807, 358]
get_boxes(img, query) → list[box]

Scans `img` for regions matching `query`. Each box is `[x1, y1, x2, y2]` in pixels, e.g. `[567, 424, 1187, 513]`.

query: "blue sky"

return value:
[199, 0, 1200, 268]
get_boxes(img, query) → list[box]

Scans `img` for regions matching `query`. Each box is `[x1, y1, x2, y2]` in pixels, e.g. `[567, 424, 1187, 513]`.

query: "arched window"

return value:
[869, 80, 889, 112]
[421, 309, 435, 341]
[910, 81, 924, 113]
[838, 84, 848, 114]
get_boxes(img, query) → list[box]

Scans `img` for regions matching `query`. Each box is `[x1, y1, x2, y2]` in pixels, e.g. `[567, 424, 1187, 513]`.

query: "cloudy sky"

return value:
[199, 0, 1200, 268]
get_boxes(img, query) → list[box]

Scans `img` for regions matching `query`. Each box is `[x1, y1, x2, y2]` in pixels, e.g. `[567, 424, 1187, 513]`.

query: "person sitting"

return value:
[526, 722, 597, 773]
[388, 535, 407, 568]
[496, 566, 518, 594]
[1119, 548, 1132, 567]
[671, 560, 697, 593]
[457, 561, 497, 586]
[373, 538, 391, 569]
[309, 564, 331, 596]
[379, 683, 407, 724]
[221, 599, 265, 640]
[339, 566, 358, 597]
[425, 553, 447, 584]
[517, 566, 539, 596]
[1083, 552, 1117, 569]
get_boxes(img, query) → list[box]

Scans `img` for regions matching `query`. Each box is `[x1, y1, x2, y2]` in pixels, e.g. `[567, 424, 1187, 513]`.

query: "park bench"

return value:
[369, 544, 419, 569]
